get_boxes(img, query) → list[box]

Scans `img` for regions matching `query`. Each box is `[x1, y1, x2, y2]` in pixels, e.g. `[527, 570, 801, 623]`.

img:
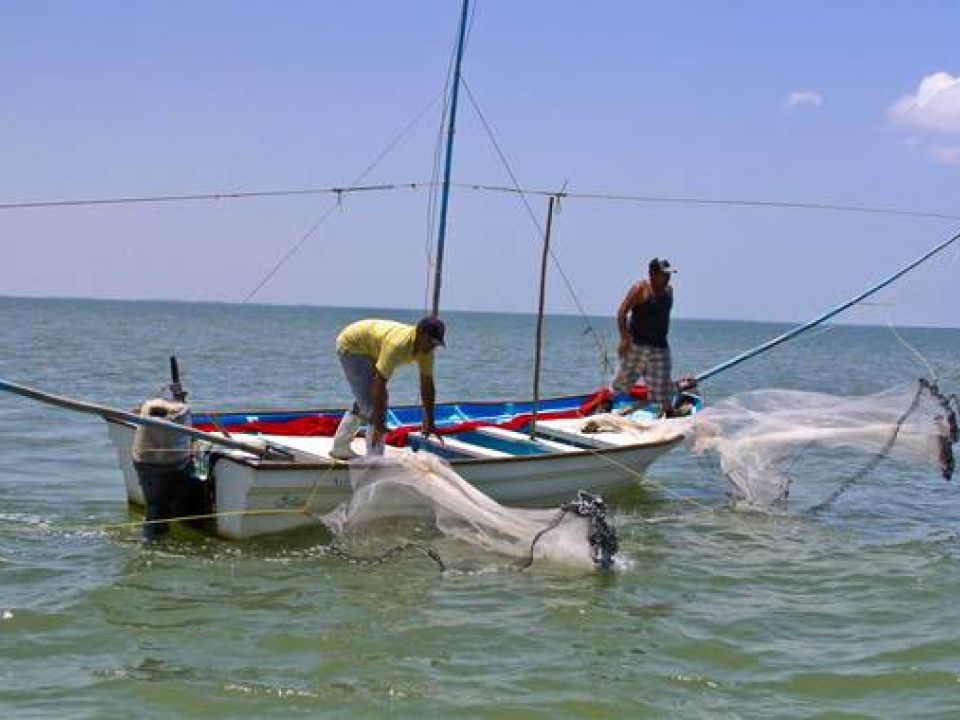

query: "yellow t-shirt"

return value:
[336, 319, 434, 379]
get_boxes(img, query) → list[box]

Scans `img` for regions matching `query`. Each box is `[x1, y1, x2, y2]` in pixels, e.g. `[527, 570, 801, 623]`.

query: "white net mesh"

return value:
[321, 450, 606, 570]
[686, 381, 957, 510]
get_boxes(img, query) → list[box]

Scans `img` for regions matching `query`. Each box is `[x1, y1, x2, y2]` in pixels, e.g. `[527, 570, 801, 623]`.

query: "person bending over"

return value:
[331, 316, 445, 460]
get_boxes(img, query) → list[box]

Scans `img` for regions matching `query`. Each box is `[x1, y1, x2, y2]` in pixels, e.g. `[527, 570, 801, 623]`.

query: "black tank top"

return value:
[628, 287, 672, 348]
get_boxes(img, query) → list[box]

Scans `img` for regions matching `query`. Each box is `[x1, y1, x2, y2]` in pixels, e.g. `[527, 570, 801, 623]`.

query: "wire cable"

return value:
[240, 94, 444, 303]
[5, 182, 959, 225]
[0, 184, 406, 211]
[459, 77, 612, 366]
[453, 184, 960, 222]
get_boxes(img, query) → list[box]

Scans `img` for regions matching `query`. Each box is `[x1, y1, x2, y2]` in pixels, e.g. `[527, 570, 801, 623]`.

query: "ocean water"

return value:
[1, 296, 959, 719]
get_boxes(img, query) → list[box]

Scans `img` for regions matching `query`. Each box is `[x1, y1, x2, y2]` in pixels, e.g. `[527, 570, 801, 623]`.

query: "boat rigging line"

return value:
[5, 182, 959, 224]
[422, 41, 454, 313]
[5, 177, 958, 319]
[459, 76, 613, 370]
[241, 91, 446, 304]
[0, 184, 407, 212]
[454, 184, 960, 223]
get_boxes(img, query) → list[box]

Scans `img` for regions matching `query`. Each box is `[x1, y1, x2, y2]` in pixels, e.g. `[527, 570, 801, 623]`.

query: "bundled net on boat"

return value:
[685, 378, 958, 510]
[580, 412, 693, 442]
[320, 450, 619, 571]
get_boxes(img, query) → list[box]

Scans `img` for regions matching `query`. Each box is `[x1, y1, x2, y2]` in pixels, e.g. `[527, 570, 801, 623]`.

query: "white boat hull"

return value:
[107, 418, 683, 540]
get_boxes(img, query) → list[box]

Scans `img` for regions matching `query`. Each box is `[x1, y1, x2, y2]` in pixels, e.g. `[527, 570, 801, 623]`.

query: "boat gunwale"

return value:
[245, 435, 684, 470]
[105, 417, 684, 470]
[186, 389, 618, 421]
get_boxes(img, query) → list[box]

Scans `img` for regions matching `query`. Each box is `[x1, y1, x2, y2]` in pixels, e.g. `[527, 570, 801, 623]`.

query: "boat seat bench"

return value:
[407, 432, 512, 459]
[472, 425, 580, 453]
[529, 419, 622, 449]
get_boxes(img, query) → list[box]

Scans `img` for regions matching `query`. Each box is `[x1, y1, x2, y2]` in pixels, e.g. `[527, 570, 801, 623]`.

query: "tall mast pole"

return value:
[530, 194, 557, 440]
[431, 0, 470, 316]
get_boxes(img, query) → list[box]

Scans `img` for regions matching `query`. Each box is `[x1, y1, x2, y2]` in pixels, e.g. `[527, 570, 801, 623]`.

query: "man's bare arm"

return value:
[617, 282, 647, 354]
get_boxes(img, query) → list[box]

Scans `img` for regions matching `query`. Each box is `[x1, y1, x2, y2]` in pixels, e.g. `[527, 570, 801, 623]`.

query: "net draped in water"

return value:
[686, 382, 957, 509]
[321, 450, 600, 568]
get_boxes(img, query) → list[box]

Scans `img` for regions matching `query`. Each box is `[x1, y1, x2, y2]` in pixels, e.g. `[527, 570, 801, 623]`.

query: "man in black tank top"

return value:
[611, 257, 677, 416]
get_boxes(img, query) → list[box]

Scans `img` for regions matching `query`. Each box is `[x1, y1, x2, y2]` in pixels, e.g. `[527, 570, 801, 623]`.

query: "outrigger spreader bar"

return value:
[0, 378, 295, 461]
[694, 229, 960, 384]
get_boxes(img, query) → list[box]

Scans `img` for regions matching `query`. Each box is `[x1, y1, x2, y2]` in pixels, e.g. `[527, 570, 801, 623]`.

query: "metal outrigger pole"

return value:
[430, 0, 470, 317]
[694, 229, 960, 384]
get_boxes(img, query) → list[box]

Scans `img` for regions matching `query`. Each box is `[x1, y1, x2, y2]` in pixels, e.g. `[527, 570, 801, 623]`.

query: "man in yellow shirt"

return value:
[331, 316, 446, 460]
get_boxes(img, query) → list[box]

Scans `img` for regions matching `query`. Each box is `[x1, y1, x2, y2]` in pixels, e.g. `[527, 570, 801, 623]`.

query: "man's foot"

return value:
[593, 396, 614, 414]
[616, 402, 644, 416]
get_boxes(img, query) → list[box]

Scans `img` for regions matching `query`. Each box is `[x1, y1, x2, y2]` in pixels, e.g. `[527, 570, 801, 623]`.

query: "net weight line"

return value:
[323, 490, 620, 574]
[808, 378, 958, 514]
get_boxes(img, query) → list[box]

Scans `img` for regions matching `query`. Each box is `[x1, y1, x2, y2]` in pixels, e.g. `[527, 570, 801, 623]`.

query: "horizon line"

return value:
[1, 292, 957, 331]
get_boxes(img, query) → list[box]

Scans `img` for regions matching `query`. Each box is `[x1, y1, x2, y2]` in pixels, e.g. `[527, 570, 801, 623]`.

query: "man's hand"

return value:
[677, 375, 698, 392]
[422, 419, 445, 444]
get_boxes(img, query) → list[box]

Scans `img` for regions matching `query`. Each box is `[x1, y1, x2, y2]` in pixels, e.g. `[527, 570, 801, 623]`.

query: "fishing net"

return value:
[321, 450, 617, 570]
[686, 378, 958, 510]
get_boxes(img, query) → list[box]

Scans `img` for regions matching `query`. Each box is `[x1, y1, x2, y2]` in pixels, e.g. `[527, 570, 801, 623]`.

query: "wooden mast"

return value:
[530, 194, 557, 439]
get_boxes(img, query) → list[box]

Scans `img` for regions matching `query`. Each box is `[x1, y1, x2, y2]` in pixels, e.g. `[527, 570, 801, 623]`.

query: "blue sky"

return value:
[2, 1, 959, 327]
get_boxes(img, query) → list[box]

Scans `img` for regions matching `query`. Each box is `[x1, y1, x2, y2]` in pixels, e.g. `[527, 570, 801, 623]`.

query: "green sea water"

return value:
[1, 296, 959, 719]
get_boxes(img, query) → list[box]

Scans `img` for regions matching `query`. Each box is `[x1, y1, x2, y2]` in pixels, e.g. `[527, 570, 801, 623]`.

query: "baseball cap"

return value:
[417, 316, 446, 348]
[648, 257, 677, 274]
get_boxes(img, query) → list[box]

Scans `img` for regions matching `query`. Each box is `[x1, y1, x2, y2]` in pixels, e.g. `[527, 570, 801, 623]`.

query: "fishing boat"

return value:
[94, 0, 700, 540]
[104, 387, 701, 539]
[0, 0, 705, 542]
[6, 0, 953, 542]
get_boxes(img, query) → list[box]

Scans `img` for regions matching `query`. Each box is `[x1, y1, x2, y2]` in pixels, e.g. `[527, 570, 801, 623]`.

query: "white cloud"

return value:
[927, 143, 960, 165]
[786, 90, 823, 109]
[888, 71, 960, 134]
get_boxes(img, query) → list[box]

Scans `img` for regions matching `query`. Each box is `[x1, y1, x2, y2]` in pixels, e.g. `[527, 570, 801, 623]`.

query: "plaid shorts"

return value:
[612, 343, 673, 409]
